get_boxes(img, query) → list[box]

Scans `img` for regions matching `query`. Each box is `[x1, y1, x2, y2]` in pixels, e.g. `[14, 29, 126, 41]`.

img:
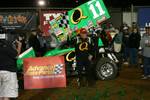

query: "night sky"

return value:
[0, 0, 149, 8]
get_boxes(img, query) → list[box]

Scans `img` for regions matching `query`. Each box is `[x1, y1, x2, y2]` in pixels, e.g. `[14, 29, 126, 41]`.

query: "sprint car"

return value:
[44, 37, 120, 80]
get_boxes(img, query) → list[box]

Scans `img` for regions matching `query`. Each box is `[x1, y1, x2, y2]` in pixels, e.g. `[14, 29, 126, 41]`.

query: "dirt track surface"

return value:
[18, 64, 150, 100]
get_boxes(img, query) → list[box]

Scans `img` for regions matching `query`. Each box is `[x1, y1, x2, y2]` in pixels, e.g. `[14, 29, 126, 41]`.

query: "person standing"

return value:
[113, 28, 123, 68]
[113, 28, 123, 53]
[122, 26, 130, 64]
[128, 28, 141, 67]
[28, 30, 41, 56]
[0, 31, 22, 100]
[68, 28, 95, 87]
[140, 26, 150, 79]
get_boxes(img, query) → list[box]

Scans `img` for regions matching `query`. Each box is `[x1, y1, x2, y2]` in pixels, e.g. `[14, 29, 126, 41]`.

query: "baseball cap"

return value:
[80, 28, 87, 34]
[123, 26, 128, 30]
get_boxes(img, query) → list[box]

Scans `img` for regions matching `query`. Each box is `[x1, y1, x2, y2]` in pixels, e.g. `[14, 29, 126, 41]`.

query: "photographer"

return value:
[0, 27, 22, 100]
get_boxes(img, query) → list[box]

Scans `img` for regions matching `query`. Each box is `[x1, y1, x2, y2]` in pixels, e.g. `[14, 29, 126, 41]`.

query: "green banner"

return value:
[68, 0, 110, 29]
[44, 48, 75, 57]
[17, 47, 35, 70]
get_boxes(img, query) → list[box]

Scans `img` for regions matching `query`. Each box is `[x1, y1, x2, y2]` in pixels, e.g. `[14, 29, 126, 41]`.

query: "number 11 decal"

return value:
[89, 1, 105, 19]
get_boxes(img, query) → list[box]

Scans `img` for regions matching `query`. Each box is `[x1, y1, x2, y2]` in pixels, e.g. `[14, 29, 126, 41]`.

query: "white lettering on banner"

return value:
[88, 0, 105, 19]
[43, 13, 62, 21]
[43, 14, 51, 20]
[33, 75, 65, 79]
[0, 34, 6, 39]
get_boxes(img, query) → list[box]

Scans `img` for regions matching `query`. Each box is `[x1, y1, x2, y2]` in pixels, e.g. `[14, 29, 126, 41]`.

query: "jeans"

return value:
[76, 61, 95, 85]
[129, 48, 138, 65]
[143, 57, 150, 76]
[77, 61, 91, 78]
[123, 47, 129, 61]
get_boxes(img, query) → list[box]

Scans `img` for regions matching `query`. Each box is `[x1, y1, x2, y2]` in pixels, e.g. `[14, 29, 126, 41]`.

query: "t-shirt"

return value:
[140, 34, 150, 57]
[114, 32, 123, 44]
[0, 40, 17, 72]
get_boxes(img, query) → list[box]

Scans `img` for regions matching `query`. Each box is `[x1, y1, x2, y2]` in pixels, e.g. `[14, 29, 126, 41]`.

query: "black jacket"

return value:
[128, 32, 141, 49]
[123, 32, 130, 47]
[0, 40, 18, 72]
[28, 34, 41, 56]
[68, 36, 94, 64]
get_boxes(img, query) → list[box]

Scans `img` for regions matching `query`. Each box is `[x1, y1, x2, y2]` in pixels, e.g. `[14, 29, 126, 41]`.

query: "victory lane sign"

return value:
[23, 56, 66, 89]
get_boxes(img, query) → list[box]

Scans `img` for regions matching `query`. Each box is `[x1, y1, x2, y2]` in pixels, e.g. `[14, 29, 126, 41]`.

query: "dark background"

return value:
[0, 0, 149, 8]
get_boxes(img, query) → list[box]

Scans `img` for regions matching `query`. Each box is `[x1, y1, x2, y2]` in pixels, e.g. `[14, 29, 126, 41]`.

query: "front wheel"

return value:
[96, 57, 118, 80]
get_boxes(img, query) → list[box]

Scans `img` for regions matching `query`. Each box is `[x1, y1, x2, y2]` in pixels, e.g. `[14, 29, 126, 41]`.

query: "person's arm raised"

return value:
[15, 40, 22, 55]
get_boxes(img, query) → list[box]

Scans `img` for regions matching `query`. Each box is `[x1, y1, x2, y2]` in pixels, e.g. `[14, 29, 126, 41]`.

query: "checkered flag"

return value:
[59, 12, 69, 28]
[54, 64, 64, 74]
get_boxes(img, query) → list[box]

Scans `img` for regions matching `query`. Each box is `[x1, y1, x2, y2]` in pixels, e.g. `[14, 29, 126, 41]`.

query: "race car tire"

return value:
[96, 57, 118, 80]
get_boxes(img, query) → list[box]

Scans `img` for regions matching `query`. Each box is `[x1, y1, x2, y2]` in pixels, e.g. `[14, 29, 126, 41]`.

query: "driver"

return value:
[68, 28, 95, 87]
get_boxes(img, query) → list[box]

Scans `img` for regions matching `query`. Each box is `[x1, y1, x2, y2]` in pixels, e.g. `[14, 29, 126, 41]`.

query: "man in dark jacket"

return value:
[28, 30, 41, 56]
[129, 28, 141, 66]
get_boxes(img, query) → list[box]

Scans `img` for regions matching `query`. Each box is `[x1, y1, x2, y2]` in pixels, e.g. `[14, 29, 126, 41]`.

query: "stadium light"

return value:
[38, 0, 46, 6]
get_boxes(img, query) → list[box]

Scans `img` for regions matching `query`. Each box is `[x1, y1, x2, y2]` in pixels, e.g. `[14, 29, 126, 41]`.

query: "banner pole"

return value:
[131, 4, 134, 26]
